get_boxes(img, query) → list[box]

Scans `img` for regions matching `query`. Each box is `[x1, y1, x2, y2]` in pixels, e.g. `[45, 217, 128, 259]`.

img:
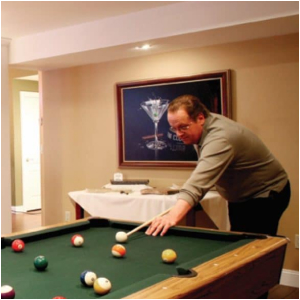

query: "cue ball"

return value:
[162, 249, 177, 263]
[1, 285, 15, 299]
[11, 239, 25, 252]
[93, 277, 111, 295]
[71, 234, 84, 247]
[34, 255, 48, 271]
[111, 244, 126, 258]
[80, 270, 97, 287]
[115, 231, 128, 243]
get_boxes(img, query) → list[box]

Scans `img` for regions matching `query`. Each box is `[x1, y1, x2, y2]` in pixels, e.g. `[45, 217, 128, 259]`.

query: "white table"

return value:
[68, 185, 230, 231]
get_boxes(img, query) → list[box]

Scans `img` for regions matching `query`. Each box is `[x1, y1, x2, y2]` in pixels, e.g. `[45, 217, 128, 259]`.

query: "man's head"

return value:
[167, 95, 210, 144]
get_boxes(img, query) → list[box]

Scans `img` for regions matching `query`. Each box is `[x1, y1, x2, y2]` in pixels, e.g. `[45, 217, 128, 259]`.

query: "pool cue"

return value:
[126, 207, 173, 237]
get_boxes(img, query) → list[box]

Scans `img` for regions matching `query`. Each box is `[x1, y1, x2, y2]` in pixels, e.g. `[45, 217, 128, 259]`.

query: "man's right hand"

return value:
[145, 199, 193, 236]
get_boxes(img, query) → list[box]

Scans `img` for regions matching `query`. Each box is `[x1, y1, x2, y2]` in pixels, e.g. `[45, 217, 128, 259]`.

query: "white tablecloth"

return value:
[68, 187, 230, 231]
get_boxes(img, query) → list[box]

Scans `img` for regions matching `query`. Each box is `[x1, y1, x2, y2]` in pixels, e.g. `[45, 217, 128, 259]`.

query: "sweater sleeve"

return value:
[178, 137, 234, 206]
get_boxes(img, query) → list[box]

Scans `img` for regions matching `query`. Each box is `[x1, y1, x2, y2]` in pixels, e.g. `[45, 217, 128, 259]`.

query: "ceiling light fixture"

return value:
[135, 44, 151, 50]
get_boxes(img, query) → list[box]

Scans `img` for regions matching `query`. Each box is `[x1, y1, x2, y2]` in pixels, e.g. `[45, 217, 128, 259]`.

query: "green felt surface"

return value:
[1, 219, 258, 299]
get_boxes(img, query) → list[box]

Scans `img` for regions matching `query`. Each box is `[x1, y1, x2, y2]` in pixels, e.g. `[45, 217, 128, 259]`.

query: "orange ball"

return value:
[162, 249, 177, 263]
[111, 244, 126, 258]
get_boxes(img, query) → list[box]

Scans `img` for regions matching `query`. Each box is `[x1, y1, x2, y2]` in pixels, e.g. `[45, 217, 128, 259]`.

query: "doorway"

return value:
[19, 91, 41, 211]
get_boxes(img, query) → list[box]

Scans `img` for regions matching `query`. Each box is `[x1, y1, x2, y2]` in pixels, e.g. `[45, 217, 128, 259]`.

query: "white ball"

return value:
[115, 231, 128, 243]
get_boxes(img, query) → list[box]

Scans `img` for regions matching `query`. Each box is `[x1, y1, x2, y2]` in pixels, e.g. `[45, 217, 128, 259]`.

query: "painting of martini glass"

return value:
[140, 99, 169, 150]
[116, 70, 231, 167]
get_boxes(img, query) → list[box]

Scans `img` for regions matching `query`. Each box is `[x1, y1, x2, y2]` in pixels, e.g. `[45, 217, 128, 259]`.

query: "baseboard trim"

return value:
[280, 269, 299, 287]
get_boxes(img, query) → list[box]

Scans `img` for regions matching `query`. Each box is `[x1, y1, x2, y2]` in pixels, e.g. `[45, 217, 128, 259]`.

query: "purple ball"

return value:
[1, 285, 15, 299]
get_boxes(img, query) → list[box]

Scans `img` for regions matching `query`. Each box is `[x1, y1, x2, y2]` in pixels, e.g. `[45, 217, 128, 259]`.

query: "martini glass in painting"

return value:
[140, 99, 169, 150]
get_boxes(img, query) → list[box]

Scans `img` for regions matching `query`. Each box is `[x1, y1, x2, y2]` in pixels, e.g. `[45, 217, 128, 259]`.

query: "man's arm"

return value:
[146, 136, 234, 236]
[145, 200, 192, 236]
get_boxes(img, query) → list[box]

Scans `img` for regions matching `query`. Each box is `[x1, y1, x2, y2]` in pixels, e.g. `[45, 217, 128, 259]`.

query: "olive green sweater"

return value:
[179, 113, 288, 206]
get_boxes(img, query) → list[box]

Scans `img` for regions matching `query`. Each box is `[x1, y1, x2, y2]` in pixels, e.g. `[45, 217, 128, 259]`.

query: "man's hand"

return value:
[145, 200, 192, 236]
[145, 214, 176, 236]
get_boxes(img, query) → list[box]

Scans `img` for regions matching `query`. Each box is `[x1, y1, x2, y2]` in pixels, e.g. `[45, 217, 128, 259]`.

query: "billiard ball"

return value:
[71, 234, 84, 247]
[11, 239, 25, 252]
[111, 244, 126, 258]
[93, 277, 111, 295]
[115, 231, 128, 243]
[34, 255, 48, 271]
[1, 285, 15, 299]
[80, 270, 97, 287]
[53, 297, 66, 299]
[162, 249, 177, 263]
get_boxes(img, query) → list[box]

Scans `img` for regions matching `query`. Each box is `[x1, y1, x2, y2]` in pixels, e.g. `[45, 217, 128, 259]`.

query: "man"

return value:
[146, 94, 290, 237]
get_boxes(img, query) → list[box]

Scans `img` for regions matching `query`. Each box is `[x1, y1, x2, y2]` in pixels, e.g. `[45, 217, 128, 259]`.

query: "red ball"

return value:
[11, 239, 25, 252]
[53, 297, 66, 299]
[71, 234, 84, 247]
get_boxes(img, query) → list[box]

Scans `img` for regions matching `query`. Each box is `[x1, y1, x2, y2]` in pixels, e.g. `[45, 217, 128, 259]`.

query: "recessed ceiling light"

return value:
[135, 44, 151, 50]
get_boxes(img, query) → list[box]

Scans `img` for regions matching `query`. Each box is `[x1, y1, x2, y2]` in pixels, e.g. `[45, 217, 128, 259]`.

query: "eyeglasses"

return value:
[170, 122, 193, 133]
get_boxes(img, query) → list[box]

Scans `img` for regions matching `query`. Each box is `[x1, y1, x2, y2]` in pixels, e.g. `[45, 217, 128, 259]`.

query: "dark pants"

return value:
[228, 181, 291, 236]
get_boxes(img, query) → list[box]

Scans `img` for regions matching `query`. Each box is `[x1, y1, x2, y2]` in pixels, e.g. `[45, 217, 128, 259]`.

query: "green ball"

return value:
[34, 255, 48, 271]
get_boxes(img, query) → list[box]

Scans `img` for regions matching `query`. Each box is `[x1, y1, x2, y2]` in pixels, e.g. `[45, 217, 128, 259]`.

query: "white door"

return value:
[20, 91, 41, 211]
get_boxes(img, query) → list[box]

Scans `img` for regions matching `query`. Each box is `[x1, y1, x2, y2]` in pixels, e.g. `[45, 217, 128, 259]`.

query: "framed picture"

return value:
[116, 70, 231, 168]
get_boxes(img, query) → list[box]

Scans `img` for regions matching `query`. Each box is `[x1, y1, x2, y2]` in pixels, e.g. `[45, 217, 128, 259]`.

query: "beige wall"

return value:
[2, 41, 12, 234]
[40, 33, 298, 270]
[11, 79, 39, 206]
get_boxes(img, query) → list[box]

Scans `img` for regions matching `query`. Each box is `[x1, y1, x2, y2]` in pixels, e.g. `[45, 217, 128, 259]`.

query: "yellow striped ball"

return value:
[93, 277, 111, 295]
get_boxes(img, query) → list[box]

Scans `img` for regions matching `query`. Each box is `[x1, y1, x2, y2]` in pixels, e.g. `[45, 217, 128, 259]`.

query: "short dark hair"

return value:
[168, 94, 210, 120]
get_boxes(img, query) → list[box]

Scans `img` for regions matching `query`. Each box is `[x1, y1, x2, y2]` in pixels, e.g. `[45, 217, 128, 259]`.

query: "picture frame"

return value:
[116, 70, 231, 168]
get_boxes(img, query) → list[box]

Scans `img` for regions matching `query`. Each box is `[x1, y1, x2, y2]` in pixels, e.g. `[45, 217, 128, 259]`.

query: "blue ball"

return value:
[80, 270, 97, 287]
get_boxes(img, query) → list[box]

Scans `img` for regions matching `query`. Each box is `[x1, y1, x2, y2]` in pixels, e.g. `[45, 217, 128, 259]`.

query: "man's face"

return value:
[167, 108, 205, 145]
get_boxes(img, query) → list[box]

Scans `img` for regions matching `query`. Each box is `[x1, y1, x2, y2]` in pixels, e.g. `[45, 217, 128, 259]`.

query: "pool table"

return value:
[2, 218, 288, 299]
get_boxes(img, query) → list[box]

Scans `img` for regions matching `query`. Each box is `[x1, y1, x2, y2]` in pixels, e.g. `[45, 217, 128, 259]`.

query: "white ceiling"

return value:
[1, 1, 299, 71]
[1, 1, 179, 38]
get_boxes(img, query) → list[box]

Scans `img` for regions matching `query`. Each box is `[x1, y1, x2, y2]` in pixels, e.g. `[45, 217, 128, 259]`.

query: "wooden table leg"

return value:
[185, 204, 219, 229]
[75, 203, 84, 219]
[186, 209, 196, 226]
